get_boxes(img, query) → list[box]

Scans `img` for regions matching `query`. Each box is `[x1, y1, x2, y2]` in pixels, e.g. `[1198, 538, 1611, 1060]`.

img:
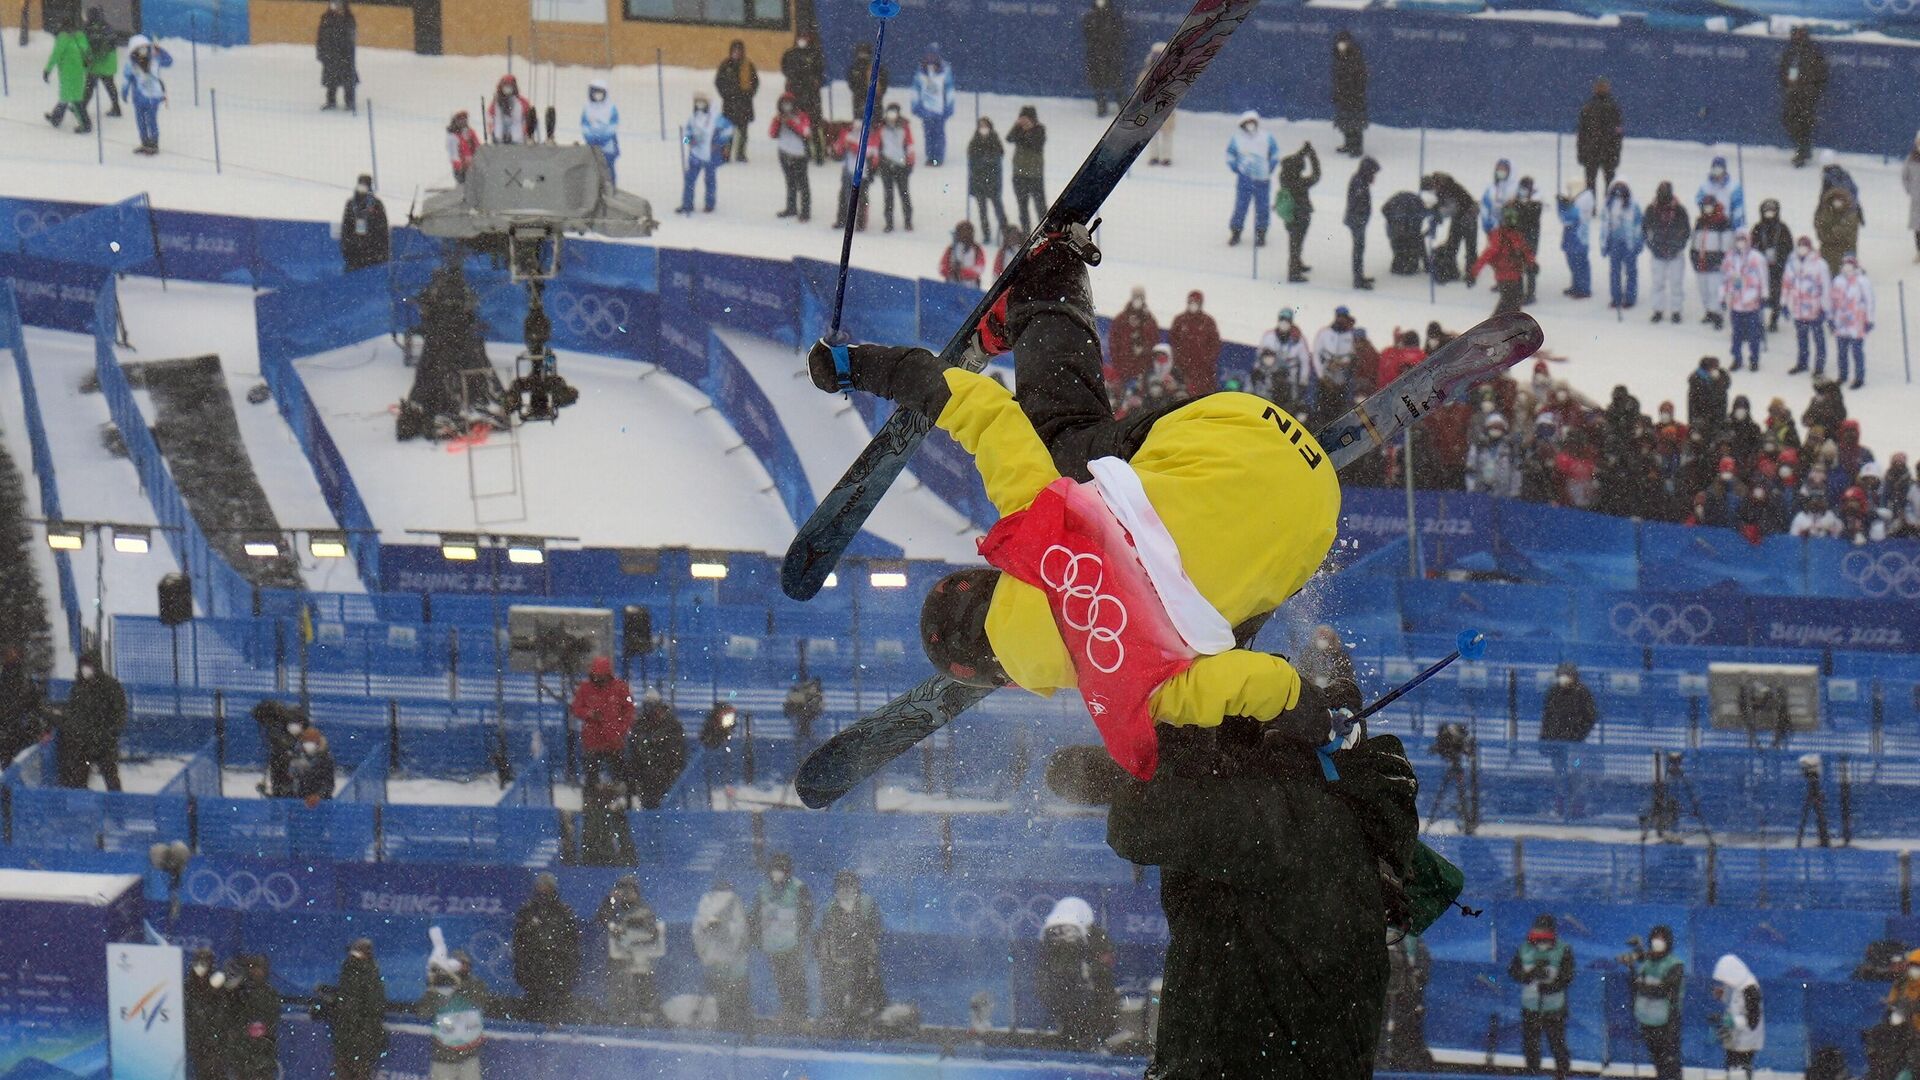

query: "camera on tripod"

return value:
[1433, 722, 1475, 767]
[1798, 753, 1822, 780]
[1614, 935, 1646, 966]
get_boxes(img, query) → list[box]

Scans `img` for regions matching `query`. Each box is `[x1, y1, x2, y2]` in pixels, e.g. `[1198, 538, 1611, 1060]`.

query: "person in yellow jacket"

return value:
[809, 222, 1340, 753]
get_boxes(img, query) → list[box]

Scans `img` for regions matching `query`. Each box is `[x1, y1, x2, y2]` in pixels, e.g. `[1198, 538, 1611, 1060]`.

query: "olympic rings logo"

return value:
[1840, 550, 1920, 600]
[1863, 0, 1915, 16]
[1608, 602, 1714, 645]
[948, 889, 1061, 939]
[1039, 545, 1128, 674]
[550, 291, 632, 342]
[186, 868, 301, 911]
[12, 208, 68, 240]
[463, 929, 513, 979]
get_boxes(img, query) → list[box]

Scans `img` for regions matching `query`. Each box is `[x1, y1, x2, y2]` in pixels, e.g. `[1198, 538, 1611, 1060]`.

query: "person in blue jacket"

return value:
[581, 79, 621, 184]
[1601, 181, 1644, 310]
[121, 34, 172, 155]
[678, 92, 734, 215]
[1225, 111, 1280, 247]
[1698, 156, 1746, 231]
[1556, 184, 1596, 299]
[911, 44, 956, 167]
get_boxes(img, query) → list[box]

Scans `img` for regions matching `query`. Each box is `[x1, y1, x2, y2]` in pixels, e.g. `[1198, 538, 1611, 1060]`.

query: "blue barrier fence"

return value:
[1, 283, 83, 656]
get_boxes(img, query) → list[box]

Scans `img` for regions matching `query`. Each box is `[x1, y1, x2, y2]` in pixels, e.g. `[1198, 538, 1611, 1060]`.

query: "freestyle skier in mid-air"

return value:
[809, 223, 1432, 1077]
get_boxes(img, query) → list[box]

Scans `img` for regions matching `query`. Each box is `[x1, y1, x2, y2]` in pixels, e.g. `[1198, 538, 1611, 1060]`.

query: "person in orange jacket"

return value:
[571, 656, 635, 787]
[1469, 205, 1539, 316]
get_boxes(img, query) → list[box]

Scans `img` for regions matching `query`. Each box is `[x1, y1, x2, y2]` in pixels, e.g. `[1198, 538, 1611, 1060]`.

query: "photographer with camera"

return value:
[570, 656, 635, 790]
[1711, 953, 1765, 1080]
[318, 938, 389, 1080]
[1628, 925, 1686, 1080]
[1508, 914, 1575, 1080]
[626, 685, 688, 810]
[1880, 949, 1920, 1080]
[1540, 662, 1598, 820]
[783, 675, 825, 760]
[252, 700, 309, 798]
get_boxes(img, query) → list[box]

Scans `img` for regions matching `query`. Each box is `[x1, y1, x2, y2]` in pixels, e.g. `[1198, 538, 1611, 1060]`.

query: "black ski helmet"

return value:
[921, 569, 1010, 688]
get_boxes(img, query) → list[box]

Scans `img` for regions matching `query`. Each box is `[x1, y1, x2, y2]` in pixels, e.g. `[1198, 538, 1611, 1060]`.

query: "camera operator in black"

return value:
[1510, 914, 1575, 1079]
[1540, 662, 1597, 818]
[1631, 925, 1686, 1080]
[783, 675, 824, 758]
[252, 700, 307, 798]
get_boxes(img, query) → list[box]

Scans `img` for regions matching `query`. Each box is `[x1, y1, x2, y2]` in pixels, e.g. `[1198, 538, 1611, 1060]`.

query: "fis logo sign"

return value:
[119, 982, 172, 1030]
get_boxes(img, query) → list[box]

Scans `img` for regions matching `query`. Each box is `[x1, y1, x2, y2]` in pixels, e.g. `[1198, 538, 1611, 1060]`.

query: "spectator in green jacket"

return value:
[754, 852, 814, 1026]
[1509, 914, 1575, 1080]
[417, 946, 489, 1080]
[43, 16, 93, 133]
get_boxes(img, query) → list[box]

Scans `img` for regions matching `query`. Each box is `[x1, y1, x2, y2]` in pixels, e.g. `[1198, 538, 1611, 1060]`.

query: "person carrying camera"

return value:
[322, 938, 389, 1080]
[1631, 925, 1686, 1080]
[1509, 914, 1574, 1080]
[1711, 953, 1764, 1080]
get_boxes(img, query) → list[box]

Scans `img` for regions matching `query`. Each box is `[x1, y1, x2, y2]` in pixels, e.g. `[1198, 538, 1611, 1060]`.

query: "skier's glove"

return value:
[806, 338, 953, 419]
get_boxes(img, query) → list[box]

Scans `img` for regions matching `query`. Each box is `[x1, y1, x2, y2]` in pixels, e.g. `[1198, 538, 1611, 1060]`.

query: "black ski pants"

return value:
[1521, 1011, 1570, 1078]
[1012, 310, 1186, 480]
[1012, 175, 1046, 235]
[1642, 1022, 1683, 1080]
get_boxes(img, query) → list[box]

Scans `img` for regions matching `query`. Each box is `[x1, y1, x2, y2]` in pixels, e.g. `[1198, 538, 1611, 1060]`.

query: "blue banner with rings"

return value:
[692, 250, 800, 347]
[19, 194, 157, 272]
[1803, 536, 1920, 601]
[545, 279, 659, 364]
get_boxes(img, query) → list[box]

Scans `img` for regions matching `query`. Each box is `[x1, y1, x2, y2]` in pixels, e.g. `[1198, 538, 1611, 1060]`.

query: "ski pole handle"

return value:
[1348, 628, 1487, 725]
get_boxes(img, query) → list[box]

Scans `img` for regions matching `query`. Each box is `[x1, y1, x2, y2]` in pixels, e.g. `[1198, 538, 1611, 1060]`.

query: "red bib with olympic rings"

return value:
[978, 477, 1196, 780]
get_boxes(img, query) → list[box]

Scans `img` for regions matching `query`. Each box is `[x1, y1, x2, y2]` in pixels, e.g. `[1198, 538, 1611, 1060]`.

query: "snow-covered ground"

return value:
[382, 774, 510, 806]
[0, 32, 1913, 468]
[296, 336, 797, 547]
[90, 755, 189, 794]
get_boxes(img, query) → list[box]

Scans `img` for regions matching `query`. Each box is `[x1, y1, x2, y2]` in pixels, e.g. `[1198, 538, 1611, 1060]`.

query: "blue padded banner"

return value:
[1494, 500, 1640, 592]
[1639, 523, 1804, 594]
[560, 240, 658, 292]
[916, 278, 987, 354]
[693, 251, 800, 347]
[705, 329, 819, 529]
[1803, 536, 1920, 602]
[18, 194, 157, 272]
[0, 253, 109, 333]
[150, 208, 257, 284]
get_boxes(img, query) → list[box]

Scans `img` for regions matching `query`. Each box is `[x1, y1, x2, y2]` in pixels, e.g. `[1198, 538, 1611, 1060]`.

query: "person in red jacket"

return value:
[940, 220, 987, 286]
[570, 657, 635, 787]
[1377, 329, 1425, 388]
[1468, 205, 1539, 315]
[1166, 290, 1222, 394]
[1105, 286, 1160, 392]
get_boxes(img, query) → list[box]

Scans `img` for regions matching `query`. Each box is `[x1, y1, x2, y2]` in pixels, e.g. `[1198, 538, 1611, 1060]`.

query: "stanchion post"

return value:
[210, 88, 221, 173]
[1899, 279, 1911, 384]
[191, 19, 199, 107]
[366, 100, 379, 190]
[94, 92, 103, 164]
[655, 47, 665, 140]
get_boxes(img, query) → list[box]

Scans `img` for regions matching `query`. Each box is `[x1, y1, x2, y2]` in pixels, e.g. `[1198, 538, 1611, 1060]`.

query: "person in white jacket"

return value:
[1466, 413, 1521, 497]
[1721, 234, 1770, 372]
[1781, 236, 1830, 377]
[677, 93, 733, 215]
[1225, 111, 1280, 247]
[580, 79, 620, 184]
[693, 880, 751, 1033]
[910, 43, 955, 167]
[1711, 954, 1764, 1080]
[1791, 493, 1842, 538]
[1828, 254, 1874, 390]
[1254, 306, 1313, 411]
[1480, 158, 1518, 234]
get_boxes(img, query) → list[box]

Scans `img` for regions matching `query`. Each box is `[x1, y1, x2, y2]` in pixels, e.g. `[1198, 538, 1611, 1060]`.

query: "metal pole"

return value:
[1403, 429, 1418, 577]
[1418, 127, 1426, 179]
[366, 100, 379, 191]
[92, 527, 105, 651]
[1554, 131, 1562, 195]
[1, 26, 11, 96]
[655, 47, 665, 141]
[191, 26, 199, 108]
[1900, 280, 1911, 384]
[94, 92, 103, 164]
[210, 88, 221, 173]
[507, 35, 513, 78]
[1736, 143, 1745, 194]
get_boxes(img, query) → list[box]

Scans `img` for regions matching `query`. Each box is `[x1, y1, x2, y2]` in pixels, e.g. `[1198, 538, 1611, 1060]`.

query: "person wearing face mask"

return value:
[1540, 661, 1597, 816]
[290, 727, 336, 807]
[770, 93, 813, 221]
[678, 93, 733, 215]
[1632, 926, 1686, 1080]
[1710, 954, 1765, 1080]
[1556, 182, 1596, 300]
[1465, 412, 1519, 497]
[966, 117, 1009, 245]
[339, 173, 389, 272]
[940, 220, 987, 286]
[252, 700, 308, 798]
[486, 73, 536, 145]
[326, 939, 389, 1080]
[1331, 31, 1368, 157]
[830, 117, 878, 231]
[1510, 915, 1575, 1080]
[1641, 181, 1691, 325]
[1691, 195, 1732, 330]
[1813, 185, 1862, 276]
[1225, 112, 1280, 248]
[225, 955, 282, 1080]
[417, 934, 489, 1080]
[1827, 254, 1874, 390]
[1480, 159, 1519, 236]
[1346, 156, 1380, 290]
[1167, 291, 1221, 394]
[876, 103, 915, 232]
[1600, 181, 1643, 311]
[184, 947, 224, 1079]
[1106, 286, 1160, 390]
[1723, 235, 1769, 372]
[1725, 395, 1762, 467]
[815, 871, 886, 1036]
[1509, 177, 1545, 304]
[909, 43, 955, 167]
[1035, 897, 1118, 1050]
[1698, 156, 1746, 231]
[1138, 42, 1177, 165]
[570, 656, 634, 790]
[512, 874, 582, 1025]
[752, 852, 814, 1026]
[1082, 0, 1128, 118]
[597, 875, 667, 1026]
[121, 34, 171, 156]
[1778, 26, 1827, 166]
[1750, 199, 1793, 331]
[1421, 172, 1477, 283]
[56, 649, 124, 790]
[713, 40, 757, 162]
[1576, 76, 1623, 193]
[1791, 492, 1842, 538]
[779, 32, 826, 164]
[446, 110, 479, 183]
[1468, 205, 1538, 316]
[694, 878, 752, 1033]
[316, 0, 357, 113]
[1781, 236, 1831, 376]
[580, 80, 621, 184]
[1277, 140, 1322, 282]
[1252, 308, 1309, 411]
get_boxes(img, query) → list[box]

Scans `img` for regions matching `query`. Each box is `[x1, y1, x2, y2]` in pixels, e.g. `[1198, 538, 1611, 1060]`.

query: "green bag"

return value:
[1405, 841, 1467, 935]
[1273, 187, 1297, 226]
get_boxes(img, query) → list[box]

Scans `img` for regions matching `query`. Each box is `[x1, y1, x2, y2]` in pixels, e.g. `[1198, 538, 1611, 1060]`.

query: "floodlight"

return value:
[506, 541, 546, 566]
[242, 535, 283, 559]
[870, 572, 908, 589]
[111, 527, 151, 555]
[46, 523, 84, 550]
[440, 536, 480, 562]
[307, 533, 349, 559]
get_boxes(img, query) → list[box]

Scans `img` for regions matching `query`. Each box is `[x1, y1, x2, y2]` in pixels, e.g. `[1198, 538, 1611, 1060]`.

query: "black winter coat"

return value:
[1036, 927, 1118, 1048]
[1643, 198, 1691, 260]
[1540, 682, 1598, 742]
[512, 894, 583, 998]
[184, 968, 223, 1068]
[714, 53, 759, 126]
[291, 747, 336, 802]
[0, 662, 42, 763]
[340, 193, 390, 271]
[967, 131, 1004, 198]
[316, 7, 357, 88]
[1687, 367, 1731, 437]
[62, 671, 125, 756]
[1381, 191, 1427, 237]
[846, 48, 889, 105]
[1280, 144, 1321, 215]
[327, 954, 389, 1063]
[1778, 37, 1828, 102]
[1331, 39, 1368, 122]
[1344, 159, 1378, 230]
[626, 700, 687, 808]
[1006, 121, 1046, 180]
[224, 981, 282, 1079]
[1751, 217, 1793, 279]
[780, 42, 826, 114]
[1081, 3, 1127, 90]
[1576, 91, 1623, 169]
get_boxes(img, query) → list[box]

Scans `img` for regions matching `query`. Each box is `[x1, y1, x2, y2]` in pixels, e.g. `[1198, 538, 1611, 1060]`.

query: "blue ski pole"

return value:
[826, 0, 900, 343]
[1352, 628, 1488, 725]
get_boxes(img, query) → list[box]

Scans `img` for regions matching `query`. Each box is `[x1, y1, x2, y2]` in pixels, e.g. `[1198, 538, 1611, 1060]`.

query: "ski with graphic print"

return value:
[795, 313, 1546, 809]
[781, 0, 1263, 604]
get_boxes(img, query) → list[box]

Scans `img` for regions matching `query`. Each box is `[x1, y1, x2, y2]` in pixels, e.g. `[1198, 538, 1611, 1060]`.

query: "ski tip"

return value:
[779, 550, 830, 602]
[794, 758, 849, 809]
[1456, 628, 1489, 661]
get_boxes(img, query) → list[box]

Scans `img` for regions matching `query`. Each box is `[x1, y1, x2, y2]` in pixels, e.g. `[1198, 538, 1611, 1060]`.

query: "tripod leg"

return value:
[1815, 789, 1830, 848]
